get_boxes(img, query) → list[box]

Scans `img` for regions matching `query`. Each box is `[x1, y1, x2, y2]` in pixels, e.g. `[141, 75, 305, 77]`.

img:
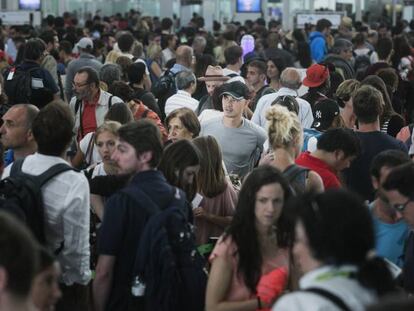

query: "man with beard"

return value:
[369, 150, 410, 267]
[69, 67, 123, 141]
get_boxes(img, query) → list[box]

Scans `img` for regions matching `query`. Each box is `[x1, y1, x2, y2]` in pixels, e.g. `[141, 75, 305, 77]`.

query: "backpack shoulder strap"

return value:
[37, 163, 75, 186]
[303, 287, 352, 311]
[75, 98, 82, 115]
[121, 186, 160, 216]
[85, 133, 95, 165]
[283, 164, 309, 182]
[10, 158, 25, 177]
[108, 95, 114, 109]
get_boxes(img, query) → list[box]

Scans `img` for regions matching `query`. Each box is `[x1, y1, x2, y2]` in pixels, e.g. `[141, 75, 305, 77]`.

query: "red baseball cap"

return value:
[303, 64, 330, 88]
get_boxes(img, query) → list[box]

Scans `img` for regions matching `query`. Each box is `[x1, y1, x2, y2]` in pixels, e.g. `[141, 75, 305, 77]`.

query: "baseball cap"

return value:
[220, 81, 250, 100]
[303, 64, 330, 88]
[77, 37, 94, 49]
[312, 99, 340, 131]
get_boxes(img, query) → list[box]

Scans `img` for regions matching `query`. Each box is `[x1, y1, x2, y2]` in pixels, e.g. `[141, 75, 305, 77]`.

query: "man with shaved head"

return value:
[172, 45, 193, 74]
[0, 104, 39, 165]
[252, 67, 313, 128]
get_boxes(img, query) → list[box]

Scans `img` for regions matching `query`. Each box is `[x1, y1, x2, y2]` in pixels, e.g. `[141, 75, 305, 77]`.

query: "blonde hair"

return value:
[105, 50, 121, 64]
[94, 121, 122, 143]
[147, 43, 162, 60]
[266, 105, 302, 149]
[336, 79, 360, 99]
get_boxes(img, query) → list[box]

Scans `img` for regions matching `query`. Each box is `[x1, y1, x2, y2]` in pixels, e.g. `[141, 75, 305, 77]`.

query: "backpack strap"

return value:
[121, 186, 160, 217]
[283, 164, 309, 183]
[75, 98, 82, 115]
[108, 95, 114, 109]
[36, 163, 75, 186]
[10, 158, 25, 177]
[85, 133, 96, 165]
[303, 287, 352, 311]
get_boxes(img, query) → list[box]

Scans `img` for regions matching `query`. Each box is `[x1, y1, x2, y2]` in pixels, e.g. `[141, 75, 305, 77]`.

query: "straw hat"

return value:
[198, 65, 230, 82]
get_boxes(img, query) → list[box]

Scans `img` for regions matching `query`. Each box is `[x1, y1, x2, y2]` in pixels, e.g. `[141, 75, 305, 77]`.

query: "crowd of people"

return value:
[1, 9, 414, 311]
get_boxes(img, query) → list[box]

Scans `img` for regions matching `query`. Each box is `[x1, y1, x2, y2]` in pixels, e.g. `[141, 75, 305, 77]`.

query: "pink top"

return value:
[195, 180, 238, 245]
[209, 235, 289, 302]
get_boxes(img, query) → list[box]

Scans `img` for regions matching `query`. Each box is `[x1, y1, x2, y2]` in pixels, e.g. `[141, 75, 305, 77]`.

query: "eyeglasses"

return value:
[392, 198, 414, 213]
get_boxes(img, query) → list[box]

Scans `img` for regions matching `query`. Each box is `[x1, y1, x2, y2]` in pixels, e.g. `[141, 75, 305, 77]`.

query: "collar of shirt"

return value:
[276, 87, 298, 97]
[303, 151, 337, 174]
[84, 89, 101, 107]
[177, 90, 191, 97]
[300, 265, 358, 289]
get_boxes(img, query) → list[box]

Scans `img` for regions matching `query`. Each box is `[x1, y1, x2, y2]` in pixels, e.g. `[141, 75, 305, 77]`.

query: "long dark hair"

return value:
[225, 165, 293, 293]
[291, 189, 397, 297]
[158, 140, 201, 201]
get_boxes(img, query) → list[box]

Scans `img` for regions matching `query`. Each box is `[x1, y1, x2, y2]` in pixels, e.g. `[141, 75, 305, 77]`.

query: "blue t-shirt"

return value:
[4, 149, 14, 167]
[369, 202, 409, 267]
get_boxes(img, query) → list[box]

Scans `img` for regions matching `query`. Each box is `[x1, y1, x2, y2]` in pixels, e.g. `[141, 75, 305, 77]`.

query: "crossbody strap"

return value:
[303, 287, 352, 311]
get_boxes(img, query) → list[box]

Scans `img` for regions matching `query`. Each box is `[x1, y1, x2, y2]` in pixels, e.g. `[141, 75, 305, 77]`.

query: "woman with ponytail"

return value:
[265, 105, 324, 194]
[273, 189, 397, 311]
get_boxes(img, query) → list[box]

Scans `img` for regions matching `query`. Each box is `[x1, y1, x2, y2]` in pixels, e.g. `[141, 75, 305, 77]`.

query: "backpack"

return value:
[283, 164, 310, 196]
[353, 50, 373, 81]
[0, 158, 74, 245]
[302, 128, 322, 152]
[125, 187, 207, 311]
[151, 70, 177, 120]
[4, 66, 54, 108]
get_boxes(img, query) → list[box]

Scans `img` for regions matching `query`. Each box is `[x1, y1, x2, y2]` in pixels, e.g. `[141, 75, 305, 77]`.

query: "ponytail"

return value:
[357, 257, 397, 297]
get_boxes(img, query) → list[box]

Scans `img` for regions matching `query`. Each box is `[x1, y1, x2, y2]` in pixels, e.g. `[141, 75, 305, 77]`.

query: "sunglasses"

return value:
[392, 197, 414, 212]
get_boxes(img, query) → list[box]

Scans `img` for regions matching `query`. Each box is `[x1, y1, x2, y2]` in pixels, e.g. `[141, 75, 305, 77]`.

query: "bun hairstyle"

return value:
[266, 105, 302, 149]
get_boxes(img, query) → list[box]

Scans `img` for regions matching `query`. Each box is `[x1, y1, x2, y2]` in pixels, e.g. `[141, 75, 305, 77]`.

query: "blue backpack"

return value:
[125, 187, 207, 311]
[302, 128, 322, 152]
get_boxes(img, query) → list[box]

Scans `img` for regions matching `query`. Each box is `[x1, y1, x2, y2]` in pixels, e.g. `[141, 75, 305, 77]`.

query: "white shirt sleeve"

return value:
[59, 175, 91, 285]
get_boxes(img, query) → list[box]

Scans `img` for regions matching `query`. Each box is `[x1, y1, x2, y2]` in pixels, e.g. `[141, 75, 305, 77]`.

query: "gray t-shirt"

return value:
[200, 117, 267, 177]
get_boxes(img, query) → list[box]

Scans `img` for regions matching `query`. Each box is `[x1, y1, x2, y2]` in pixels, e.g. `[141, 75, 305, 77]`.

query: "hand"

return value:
[127, 100, 139, 115]
[193, 207, 206, 219]
[259, 151, 274, 166]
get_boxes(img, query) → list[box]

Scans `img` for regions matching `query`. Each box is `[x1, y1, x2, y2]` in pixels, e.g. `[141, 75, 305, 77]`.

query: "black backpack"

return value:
[126, 187, 207, 311]
[4, 66, 54, 108]
[0, 158, 74, 244]
[151, 70, 177, 120]
[283, 164, 310, 196]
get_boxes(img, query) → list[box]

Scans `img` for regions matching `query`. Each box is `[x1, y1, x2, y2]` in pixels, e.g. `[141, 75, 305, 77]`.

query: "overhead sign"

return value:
[295, 11, 345, 29]
[0, 11, 41, 26]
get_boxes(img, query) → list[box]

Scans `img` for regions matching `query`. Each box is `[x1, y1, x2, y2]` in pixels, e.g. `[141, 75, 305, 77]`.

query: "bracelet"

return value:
[257, 295, 262, 309]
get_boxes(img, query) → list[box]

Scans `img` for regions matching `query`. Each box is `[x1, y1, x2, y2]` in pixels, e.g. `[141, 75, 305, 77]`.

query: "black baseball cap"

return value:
[312, 98, 340, 131]
[220, 81, 250, 100]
